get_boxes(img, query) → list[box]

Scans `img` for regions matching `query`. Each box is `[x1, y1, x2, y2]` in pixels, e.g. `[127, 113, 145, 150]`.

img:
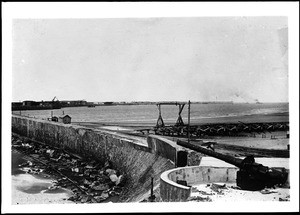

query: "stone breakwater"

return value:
[12, 115, 188, 202]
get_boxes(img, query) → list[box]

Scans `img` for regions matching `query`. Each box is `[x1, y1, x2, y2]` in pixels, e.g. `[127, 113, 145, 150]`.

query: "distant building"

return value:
[12, 102, 23, 107]
[58, 115, 71, 124]
[51, 116, 58, 122]
[23, 100, 39, 106]
[103, 102, 114, 105]
[47, 116, 58, 122]
[60, 100, 88, 107]
[12, 98, 61, 111]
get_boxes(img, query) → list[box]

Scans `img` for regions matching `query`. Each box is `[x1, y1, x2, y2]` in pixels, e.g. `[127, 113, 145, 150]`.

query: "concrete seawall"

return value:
[11, 115, 187, 202]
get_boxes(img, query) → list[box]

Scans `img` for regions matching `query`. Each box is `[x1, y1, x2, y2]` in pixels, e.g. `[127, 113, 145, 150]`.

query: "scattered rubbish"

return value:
[190, 183, 289, 202]
[71, 159, 78, 164]
[80, 185, 87, 190]
[260, 189, 278, 194]
[80, 195, 90, 203]
[48, 185, 60, 191]
[19, 161, 33, 167]
[109, 190, 120, 196]
[97, 175, 110, 183]
[76, 167, 83, 173]
[112, 186, 123, 193]
[98, 170, 104, 174]
[109, 174, 119, 183]
[106, 169, 116, 175]
[14, 140, 22, 145]
[68, 194, 81, 202]
[46, 149, 55, 157]
[116, 175, 124, 186]
[198, 190, 214, 196]
[11, 133, 125, 204]
[72, 167, 79, 173]
[85, 165, 94, 169]
[100, 192, 109, 199]
[22, 143, 33, 148]
[89, 174, 97, 179]
[279, 196, 290, 201]
[92, 183, 110, 191]
[211, 183, 227, 189]
[93, 196, 106, 203]
[191, 187, 198, 192]
[83, 179, 92, 186]
[84, 169, 92, 176]
[210, 183, 227, 194]
[230, 186, 241, 190]
[51, 154, 63, 162]
[187, 196, 212, 202]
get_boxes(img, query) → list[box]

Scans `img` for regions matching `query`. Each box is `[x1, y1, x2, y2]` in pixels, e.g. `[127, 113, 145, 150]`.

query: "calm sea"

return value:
[12, 103, 289, 125]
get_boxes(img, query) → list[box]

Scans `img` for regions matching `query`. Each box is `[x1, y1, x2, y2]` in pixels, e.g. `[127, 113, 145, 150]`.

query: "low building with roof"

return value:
[58, 115, 71, 124]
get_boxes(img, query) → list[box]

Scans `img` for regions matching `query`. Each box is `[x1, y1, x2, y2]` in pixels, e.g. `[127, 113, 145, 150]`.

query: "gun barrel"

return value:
[177, 139, 244, 168]
[177, 139, 288, 190]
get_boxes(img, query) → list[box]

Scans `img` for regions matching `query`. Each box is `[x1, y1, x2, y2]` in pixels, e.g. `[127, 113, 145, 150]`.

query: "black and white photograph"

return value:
[2, 2, 299, 213]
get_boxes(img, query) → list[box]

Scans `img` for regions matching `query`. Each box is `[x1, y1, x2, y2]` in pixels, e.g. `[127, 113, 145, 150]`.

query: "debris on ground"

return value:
[260, 188, 278, 195]
[11, 133, 126, 203]
[210, 183, 228, 195]
[279, 195, 290, 201]
[187, 195, 212, 202]
[190, 183, 289, 202]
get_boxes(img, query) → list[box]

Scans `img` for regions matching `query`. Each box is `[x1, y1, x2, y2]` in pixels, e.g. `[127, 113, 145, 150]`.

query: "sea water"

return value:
[12, 103, 289, 124]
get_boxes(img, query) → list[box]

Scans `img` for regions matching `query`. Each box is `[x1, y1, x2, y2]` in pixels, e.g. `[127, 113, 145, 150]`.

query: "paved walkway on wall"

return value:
[87, 126, 149, 147]
[199, 157, 289, 169]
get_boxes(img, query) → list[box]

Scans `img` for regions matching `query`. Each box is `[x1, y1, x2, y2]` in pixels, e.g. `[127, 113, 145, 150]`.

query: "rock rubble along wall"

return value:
[11, 115, 187, 202]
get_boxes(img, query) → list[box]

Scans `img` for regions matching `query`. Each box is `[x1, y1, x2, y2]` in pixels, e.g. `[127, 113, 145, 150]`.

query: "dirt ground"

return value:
[189, 131, 289, 158]
[188, 183, 290, 202]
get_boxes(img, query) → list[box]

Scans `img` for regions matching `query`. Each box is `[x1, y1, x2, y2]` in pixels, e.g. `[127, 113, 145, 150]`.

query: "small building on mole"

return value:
[58, 115, 71, 124]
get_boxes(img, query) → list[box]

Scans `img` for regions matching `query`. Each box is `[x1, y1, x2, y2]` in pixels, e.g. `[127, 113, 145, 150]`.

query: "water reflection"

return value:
[12, 150, 73, 197]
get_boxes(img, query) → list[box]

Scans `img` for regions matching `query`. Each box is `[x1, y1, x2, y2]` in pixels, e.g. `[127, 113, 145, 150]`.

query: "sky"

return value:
[12, 17, 288, 103]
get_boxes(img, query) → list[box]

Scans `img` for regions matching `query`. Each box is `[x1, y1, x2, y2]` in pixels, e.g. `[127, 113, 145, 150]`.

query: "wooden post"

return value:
[156, 104, 164, 127]
[149, 177, 155, 202]
[151, 177, 154, 197]
[187, 100, 191, 144]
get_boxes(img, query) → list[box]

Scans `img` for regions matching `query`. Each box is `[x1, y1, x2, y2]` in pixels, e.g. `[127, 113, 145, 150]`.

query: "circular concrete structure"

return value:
[160, 165, 238, 202]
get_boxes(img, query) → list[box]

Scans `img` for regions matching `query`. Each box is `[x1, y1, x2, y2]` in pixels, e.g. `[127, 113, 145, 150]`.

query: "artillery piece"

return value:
[177, 139, 289, 191]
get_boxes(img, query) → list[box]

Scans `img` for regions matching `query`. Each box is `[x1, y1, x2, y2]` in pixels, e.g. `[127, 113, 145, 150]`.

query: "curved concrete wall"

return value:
[11, 115, 187, 202]
[160, 164, 290, 202]
[160, 166, 238, 202]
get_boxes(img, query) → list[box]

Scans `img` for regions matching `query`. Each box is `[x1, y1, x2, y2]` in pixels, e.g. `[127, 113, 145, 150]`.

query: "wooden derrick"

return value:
[142, 102, 289, 138]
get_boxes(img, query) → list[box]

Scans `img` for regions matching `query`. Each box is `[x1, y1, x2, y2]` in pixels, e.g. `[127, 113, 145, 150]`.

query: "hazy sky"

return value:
[12, 17, 288, 103]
